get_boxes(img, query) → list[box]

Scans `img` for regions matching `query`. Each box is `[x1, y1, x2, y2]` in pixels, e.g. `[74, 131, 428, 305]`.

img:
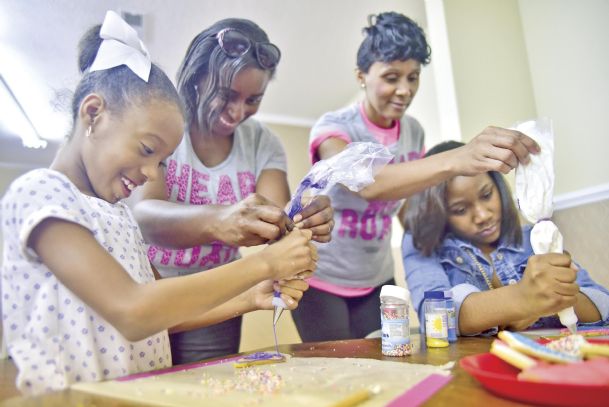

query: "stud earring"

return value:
[360, 83, 366, 89]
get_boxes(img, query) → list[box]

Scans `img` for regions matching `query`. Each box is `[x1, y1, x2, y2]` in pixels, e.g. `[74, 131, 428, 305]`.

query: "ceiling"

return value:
[0, 0, 427, 150]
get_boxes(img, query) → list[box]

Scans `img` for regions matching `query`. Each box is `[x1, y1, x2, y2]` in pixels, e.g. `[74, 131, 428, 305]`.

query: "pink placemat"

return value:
[116, 355, 242, 382]
[386, 373, 452, 406]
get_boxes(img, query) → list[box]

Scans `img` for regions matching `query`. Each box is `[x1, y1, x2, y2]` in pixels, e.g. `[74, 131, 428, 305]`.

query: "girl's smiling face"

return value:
[83, 99, 184, 203]
[206, 67, 270, 137]
[446, 173, 502, 254]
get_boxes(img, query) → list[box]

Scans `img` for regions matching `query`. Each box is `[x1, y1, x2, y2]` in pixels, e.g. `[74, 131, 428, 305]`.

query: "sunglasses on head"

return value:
[216, 28, 281, 70]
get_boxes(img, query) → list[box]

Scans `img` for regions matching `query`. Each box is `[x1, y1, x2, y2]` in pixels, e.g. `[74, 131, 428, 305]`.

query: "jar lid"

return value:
[380, 285, 410, 302]
[423, 290, 445, 299]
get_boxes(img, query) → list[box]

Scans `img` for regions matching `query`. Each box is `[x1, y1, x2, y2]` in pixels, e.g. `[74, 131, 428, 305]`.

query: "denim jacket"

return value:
[402, 224, 609, 336]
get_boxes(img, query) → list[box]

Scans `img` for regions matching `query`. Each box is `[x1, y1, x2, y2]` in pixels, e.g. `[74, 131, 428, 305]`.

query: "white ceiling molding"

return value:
[253, 113, 317, 128]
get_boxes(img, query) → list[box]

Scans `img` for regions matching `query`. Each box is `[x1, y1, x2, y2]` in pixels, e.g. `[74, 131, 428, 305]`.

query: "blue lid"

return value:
[423, 290, 444, 299]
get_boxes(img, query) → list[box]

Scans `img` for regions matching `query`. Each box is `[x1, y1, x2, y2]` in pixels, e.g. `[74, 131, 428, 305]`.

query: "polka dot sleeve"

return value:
[3, 169, 95, 261]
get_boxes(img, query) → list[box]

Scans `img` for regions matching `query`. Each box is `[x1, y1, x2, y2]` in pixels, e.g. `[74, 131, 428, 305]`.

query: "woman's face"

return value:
[446, 173, 503, 253]
[84, 100, 184, 203]
[206, 66, 271, 137]
[358, 59, 421, 128]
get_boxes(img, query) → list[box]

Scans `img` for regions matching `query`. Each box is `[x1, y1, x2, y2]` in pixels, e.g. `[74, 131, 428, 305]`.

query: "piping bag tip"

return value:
[273, 306, 284, 326]
[272, 294, 287, 326]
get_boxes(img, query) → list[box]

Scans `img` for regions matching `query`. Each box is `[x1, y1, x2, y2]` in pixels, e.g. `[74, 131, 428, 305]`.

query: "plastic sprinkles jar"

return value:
[380, 285, 412, 356]
[444, 290, 457, 343]
[423, 291, 449, 348]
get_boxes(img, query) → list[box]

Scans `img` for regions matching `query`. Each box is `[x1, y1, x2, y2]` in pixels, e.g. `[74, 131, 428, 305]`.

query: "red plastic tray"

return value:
[460, 339, 609, 407]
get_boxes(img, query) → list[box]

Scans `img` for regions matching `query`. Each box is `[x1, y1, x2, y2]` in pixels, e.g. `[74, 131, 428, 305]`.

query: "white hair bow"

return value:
[89, 10, 151, 82]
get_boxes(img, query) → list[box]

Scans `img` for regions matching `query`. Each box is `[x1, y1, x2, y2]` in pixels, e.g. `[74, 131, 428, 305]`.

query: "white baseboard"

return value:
[554, 183, 609, 211]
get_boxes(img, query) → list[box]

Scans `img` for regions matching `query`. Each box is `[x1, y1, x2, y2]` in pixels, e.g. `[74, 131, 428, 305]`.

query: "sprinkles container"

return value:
[423, 291, 449, 348]
[380, 285, 411, 356]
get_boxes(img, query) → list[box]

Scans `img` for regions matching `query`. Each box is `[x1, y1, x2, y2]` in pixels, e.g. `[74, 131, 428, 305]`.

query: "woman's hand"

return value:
[258, 229, 318, 281]
[515, 253, 579, 318]
[249, 277, 312, 310]
[217, 193, 293, 247]
[293, 195, 334, 243]
[449, 126, 540, 175]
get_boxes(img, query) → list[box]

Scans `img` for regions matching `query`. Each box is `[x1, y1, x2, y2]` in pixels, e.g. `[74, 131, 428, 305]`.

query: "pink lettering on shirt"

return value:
[338, 209, 358, 238]
[217, 175, 238, 204]
[336, 201, 400, 241]
[378, 215, 392, 240]
[190, 168, 212, 205]
[174, 246, 201, 267]
[237, 171, 256, 199]
[165, 160, 191, 202]
[360, 210, 376, 240]
[147, 245, 173, 266]
[198, 242, 222, 268]
[408, 151, 422, 161]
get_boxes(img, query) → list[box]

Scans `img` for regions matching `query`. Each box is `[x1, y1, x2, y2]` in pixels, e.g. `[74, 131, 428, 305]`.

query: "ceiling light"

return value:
[0, 73, 47, 149]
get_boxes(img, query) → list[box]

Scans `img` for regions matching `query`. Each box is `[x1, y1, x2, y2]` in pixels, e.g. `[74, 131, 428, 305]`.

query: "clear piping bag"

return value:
[273, 142, 393, 324]
[514, 118, 577, 334]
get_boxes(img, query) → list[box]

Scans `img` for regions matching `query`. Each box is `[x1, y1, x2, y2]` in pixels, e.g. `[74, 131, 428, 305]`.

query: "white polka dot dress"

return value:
[1, 169, 171, 395]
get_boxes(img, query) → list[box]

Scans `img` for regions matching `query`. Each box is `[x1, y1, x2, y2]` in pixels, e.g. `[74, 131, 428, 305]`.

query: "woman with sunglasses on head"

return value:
[131, 18, 333, 364]
[291, 12, 539, 342]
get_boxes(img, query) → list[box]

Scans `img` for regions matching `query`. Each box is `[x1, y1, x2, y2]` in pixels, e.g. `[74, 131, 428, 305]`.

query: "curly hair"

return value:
[356, 11, 431, 73]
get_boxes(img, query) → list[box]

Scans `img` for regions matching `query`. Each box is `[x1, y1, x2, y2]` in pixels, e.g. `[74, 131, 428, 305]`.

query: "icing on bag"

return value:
[286, 142, 393, 218]
[514, 118, 577, 333]
[273, 142, 392, 334]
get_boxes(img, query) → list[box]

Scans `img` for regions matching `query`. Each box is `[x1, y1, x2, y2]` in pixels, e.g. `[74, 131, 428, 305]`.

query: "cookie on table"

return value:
[497, 331, 580, 363]
[233, 352, 287, 368]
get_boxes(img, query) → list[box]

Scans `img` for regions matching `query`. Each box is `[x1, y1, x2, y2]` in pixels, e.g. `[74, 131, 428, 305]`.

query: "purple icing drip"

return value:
[241, 351, 281, 361]
[273, 322, 280, 355]
[287, 177, 328, 218]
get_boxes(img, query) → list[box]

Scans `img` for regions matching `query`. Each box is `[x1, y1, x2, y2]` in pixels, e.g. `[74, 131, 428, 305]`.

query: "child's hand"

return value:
[503, 315, 539, 332]
[259, 229, 317, 280]
[293, 195, 334, 243]
[217, 193, 293, 246]
[249, 278, 311, 310]
[450, 127, 540, 175]
[517, 253, 579, 317]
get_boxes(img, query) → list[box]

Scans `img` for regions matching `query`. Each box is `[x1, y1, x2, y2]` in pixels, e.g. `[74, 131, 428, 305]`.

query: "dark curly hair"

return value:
[356, 12, 431, 73]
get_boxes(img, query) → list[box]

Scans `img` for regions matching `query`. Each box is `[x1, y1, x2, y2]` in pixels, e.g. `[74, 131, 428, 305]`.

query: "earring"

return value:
[86, 124, 92, 138]
[360, 83, 366, 89]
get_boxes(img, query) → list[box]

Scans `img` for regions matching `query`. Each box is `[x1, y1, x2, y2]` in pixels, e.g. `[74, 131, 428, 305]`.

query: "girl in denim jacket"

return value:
[402, 141, 609, 336]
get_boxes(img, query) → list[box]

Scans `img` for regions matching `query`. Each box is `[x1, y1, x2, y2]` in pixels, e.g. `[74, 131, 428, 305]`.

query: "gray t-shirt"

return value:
[148, 118, 287, 277]
[309, 103, 425, 288]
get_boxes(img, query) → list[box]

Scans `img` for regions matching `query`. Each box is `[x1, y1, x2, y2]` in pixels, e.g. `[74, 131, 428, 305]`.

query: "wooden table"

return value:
[0, 334, 530, 406]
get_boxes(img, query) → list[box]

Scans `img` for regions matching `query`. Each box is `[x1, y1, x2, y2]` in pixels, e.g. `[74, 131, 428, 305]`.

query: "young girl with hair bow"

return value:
[0, 11, 316, 395]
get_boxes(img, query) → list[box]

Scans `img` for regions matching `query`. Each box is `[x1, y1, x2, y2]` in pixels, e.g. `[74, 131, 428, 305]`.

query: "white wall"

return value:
[518, 0, 609, 195]
[442, 0, 537, 143]
[441, 0, 609, 196]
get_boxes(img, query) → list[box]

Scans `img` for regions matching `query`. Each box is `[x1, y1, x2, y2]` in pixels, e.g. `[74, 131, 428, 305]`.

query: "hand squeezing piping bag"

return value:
[514, 118, 577, 334]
